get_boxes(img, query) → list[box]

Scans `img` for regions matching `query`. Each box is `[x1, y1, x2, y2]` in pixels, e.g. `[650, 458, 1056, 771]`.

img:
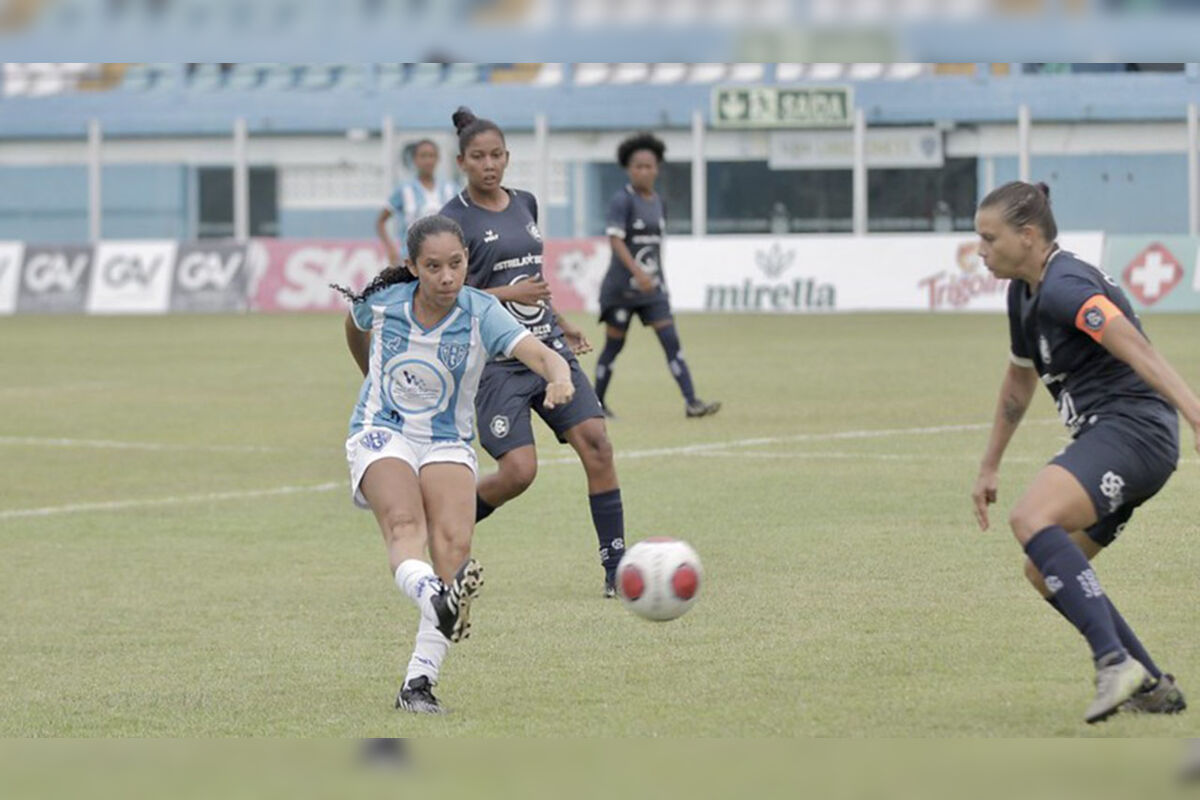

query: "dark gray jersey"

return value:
[440, 188, 563, 344]
[601, 185, 668, 304]
[1007, 248, 1173, 436]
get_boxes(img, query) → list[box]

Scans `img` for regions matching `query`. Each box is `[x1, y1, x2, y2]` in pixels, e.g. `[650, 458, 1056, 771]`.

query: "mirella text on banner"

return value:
[658, 233, 1105, 313]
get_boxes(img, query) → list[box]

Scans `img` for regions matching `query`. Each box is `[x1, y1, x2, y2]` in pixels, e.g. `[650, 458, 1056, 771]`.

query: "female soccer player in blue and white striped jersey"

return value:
[337, 214, 573, 714]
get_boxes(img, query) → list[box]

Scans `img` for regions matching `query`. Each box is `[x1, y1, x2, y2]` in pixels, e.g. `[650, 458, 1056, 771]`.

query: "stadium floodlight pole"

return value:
[233, 117, 249, 243]
[87, 118, 102, 243]
[691, 109, 706, 236]
[382, 114, 396, 197]
[1188, 102, 1198, 236]
[1018, 103, 1031, 183]
[534, 111, 549, 236]
[852, 107, 866, 236]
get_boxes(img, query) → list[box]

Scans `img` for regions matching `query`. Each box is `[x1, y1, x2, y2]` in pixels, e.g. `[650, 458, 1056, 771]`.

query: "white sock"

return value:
[394, 559, 441, 619]
[405, 614, 451, 686]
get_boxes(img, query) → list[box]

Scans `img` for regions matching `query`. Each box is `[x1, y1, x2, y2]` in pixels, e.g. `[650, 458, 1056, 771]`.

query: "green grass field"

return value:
[2, 310, 1198, 737]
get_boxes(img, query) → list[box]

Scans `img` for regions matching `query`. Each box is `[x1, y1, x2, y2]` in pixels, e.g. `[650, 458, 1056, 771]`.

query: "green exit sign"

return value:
[711, 86, 854, 129]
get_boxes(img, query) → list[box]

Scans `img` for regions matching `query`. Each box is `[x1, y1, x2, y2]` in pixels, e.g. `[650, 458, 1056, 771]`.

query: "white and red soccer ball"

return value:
[615, 538, 703, 621]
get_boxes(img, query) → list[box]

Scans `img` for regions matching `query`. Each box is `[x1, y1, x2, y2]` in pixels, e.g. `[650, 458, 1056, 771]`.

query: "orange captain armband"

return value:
[1074, 294, 1124, 343]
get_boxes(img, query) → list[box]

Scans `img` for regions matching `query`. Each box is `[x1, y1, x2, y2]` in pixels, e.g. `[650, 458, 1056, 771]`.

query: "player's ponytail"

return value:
[979, 180, 1058, 242]
[452, 105, 505, 153]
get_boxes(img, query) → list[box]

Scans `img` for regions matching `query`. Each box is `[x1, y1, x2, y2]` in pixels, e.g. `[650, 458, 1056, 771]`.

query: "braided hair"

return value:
[332, 214, 467, 303]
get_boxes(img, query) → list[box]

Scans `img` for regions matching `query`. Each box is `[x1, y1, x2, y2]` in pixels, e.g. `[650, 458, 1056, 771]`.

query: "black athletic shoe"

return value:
[429, 558, 484, 643]
[604, 570, 617, 599]
[1123, 673, 1187, 714]
[395, 676, 444, 714]
[601, 404, 617, 420]
[686, 399, 721, 418]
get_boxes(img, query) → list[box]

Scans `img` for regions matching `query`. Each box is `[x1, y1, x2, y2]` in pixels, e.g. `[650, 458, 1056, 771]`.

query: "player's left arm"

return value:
[550, 302, 593, 355]
[1085, 297, 1200, 450]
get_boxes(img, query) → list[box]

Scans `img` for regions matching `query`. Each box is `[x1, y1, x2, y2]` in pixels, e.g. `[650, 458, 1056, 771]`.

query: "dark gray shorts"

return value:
[475, 351, 604, 459]
[598, 295, 673, 329]
[1051, 415, 1178, 547]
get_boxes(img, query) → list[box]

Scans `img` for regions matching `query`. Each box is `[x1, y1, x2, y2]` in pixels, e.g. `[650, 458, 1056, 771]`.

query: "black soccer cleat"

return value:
[601, 404, 618, 420]
[430, 558, 484, 643]
[604, 571, 617, 599]
[1122, 673, 1187, 715]
[395, 676, 444, 714]
[685, 399, 721, 418]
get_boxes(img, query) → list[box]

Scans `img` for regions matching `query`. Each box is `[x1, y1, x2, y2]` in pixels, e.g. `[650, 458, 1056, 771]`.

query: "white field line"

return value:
[536, 420, 1060, 466]
[0, 436, 296, 454]
[0, 482, 341, 521]
[6, 420, 1185, 521]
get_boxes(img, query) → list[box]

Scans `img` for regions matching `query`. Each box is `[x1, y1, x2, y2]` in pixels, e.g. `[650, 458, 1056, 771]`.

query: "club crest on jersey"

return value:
[437, 342, 469, 370]
[1083, 305, 1106, 331]
[525, 221, 542, 242]
[1038, 335, 1052, 364]
[360, 430, 392, 452]
[484, 230, 499, 243]
[490, 415, 510, 438]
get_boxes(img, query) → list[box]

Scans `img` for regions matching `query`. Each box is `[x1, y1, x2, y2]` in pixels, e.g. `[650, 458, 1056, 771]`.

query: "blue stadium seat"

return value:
[188, 63, 226, 91]
[297, 65, 339, 91]
[444, 63, 480, 86]
[376, 63, 407, 90]
[407, 63, 445, 87]
[226, 63, 267, 91]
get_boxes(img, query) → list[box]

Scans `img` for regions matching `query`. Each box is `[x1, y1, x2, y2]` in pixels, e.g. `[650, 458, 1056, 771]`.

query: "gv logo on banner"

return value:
[177, 251, 243, 291]
[25, 252, 90, 293]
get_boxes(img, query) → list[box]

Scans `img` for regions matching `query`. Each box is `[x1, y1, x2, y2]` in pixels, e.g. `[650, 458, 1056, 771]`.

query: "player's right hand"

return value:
[971, 469, 998, 531]
[543, 379, 575, 409]
[512, 276, 553, 305]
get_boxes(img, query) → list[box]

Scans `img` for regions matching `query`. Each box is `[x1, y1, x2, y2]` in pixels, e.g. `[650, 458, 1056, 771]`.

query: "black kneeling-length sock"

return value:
[589, 488, 625, 574]
[475, 494, 496, 523]
[654, 324, 696, 404]
[1024, 525, 1124, 663]
[594, 335, 626, 405]
[1046, 595, 1162, 680]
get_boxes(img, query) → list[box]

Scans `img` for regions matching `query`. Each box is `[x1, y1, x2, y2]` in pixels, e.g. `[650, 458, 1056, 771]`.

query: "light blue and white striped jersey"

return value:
[387, 178, 460, 253]
[348, 282, 530, 442]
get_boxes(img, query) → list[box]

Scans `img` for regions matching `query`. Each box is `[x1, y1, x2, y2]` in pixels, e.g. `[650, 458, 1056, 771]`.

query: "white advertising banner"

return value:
[0, 241, 24, 314]
[87, 240, 178, 314]
[658, 233, 1105, 313]
[769, 127, 944, 170]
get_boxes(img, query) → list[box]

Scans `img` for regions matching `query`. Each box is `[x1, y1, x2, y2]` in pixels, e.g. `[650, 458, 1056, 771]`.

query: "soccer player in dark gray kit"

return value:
[594, 132, 720, 419]
[440, 107, 628, 597]
[971, 180, 1200, 723]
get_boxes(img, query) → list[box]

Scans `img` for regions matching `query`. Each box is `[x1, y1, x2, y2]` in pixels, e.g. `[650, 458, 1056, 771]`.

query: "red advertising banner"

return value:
[249, 239, 389, 312]
[247, 237, 610, 313]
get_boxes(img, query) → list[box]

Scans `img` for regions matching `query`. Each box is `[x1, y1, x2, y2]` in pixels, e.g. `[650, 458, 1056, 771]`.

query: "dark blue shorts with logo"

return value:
[475, 345, 604, 459]
[1050, 410, 1179, 547]
[598, 289, 673, 329]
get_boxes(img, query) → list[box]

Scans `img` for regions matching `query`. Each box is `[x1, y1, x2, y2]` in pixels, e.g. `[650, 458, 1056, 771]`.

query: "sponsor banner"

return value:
[249, 239, 388, 312]
[170, 241, 252, 313]
[1101, 236, 1200, 313]
[541, 238, 609, 313]
[0, 241, 24, 314]
[16, 244, 94, 313]
[660, 233, 1105, 313]
[769, 127, 944, 171]
[87, 240, 177, 314]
